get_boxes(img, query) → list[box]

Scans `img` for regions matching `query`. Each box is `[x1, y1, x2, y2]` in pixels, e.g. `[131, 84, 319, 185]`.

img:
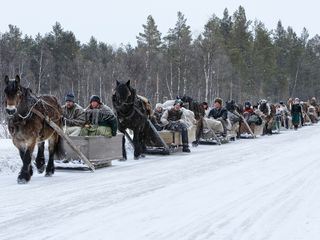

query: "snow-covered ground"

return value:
[1, 125, 320, 240]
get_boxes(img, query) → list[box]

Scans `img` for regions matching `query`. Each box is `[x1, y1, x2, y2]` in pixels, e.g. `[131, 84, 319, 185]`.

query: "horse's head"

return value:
[4, 75, 22, 116]
[225, 100, 236, 112]
[114, 80, 133, 103]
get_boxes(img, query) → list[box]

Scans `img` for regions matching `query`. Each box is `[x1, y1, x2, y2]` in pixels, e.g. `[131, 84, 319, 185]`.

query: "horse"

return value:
[112, 80, 153, 160]
[3, 75, 64, 184]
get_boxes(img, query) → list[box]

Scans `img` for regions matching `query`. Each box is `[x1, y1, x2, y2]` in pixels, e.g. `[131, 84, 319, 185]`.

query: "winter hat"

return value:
[90, 95, 101, 103]
[174, 99, 183, 106]
[155, 103, 163, 109]
[214, 98, 223, 105]
[65, 92, 75, 102]
[244, 101, 251, 108]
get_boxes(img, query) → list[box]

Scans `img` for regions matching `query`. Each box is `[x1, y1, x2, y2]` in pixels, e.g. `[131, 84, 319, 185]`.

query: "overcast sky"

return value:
[0, 0, 318, 46]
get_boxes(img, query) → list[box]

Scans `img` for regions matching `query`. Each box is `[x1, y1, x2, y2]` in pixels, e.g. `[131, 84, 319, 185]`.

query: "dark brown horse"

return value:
[3, 75, 64, 184]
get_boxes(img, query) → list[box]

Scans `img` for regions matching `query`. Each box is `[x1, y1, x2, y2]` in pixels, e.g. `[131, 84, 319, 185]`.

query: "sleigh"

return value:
[155, 125, 197, 152]
[239, 121, 265, 138]
[55, 133, 124, 170]
[198, 121, 238, 145]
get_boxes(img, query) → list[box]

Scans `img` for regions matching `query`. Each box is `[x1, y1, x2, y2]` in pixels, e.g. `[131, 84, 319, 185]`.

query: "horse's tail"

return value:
[54, 134, 65, 159]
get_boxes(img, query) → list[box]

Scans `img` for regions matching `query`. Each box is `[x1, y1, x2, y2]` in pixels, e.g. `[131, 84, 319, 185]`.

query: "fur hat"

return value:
[90, 95, 101, 103]
[65, 92, 75, 102]
[214, 98, 223, 105]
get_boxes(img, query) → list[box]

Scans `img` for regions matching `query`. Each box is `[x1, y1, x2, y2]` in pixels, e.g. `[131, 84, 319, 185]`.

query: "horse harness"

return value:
[114, 96, 148, 123]
[7, 89, 61, 137]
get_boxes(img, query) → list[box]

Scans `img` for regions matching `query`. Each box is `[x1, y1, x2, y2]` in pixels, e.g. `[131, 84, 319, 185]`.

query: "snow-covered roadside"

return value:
[0, 139, 21, 175]
[0, 125, 320, 240]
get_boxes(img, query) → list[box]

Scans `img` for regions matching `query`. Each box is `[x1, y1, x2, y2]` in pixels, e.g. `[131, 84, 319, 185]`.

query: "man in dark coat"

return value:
[208, 98, 228, 135]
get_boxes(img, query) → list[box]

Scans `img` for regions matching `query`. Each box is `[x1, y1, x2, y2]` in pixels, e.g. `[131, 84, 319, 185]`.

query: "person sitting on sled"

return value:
[62, 92, 85, 136]
[80, 95, 117, 137]
[208, 98, 228, 136]
[161, 99, 191, 153]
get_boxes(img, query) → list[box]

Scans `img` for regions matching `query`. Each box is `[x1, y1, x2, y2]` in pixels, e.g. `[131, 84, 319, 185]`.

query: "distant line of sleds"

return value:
[57, 81, 320, 170]
[4, 76, 320, 183]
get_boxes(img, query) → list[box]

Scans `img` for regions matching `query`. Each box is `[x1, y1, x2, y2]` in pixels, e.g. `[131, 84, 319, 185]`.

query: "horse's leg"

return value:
[17, 141, 36, 184]
[35, 142, 45, 174]
[133, 129, 141, 160]
[122, 133, 127, 161]
[140, 126, 146, 158]
[193, 118, 203, 146]
[45, 134, 57, 177]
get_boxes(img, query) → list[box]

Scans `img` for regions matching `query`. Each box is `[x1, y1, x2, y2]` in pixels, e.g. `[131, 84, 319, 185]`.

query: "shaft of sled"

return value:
[146, 119, 170, 151]
[124, 130, 135, 148]
[210, 128, 222, 145]
[235, 110, 256, 138]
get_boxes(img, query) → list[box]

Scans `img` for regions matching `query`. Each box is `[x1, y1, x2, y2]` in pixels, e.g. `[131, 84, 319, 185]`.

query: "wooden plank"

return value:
[63, 134, 123, 163]
[158, 126, 197, 146]
[88, 135, 123, 160]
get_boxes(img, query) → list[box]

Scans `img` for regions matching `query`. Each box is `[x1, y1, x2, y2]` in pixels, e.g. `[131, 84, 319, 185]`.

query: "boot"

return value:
[182, 144, 191, 153]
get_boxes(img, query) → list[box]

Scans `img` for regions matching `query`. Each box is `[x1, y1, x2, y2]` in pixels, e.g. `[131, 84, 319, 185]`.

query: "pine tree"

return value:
[164, 11, 192, 96]
[137, 15, 162, 97]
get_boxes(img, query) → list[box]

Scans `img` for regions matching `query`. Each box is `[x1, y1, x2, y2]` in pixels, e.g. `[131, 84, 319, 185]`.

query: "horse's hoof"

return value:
[45, 172, 54, 177]
[192, 141, 199, 147]
[37, 165, 45, 174]
[140, 154, 146, 158]
[134, 156, 140, 160]
[17, 178, 29, 184]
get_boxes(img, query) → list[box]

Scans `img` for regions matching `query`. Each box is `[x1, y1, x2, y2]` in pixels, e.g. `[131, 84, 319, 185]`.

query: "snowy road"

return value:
[1, 125, 320, 240]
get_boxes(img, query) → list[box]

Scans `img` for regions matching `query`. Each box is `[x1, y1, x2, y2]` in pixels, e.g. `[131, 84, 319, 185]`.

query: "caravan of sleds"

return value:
[3, 75, 320, 183]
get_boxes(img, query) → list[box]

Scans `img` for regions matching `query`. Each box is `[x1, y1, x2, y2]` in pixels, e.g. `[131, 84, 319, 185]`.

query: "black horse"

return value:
[3, 75, 64, 183]
[112, 80, 152, 160]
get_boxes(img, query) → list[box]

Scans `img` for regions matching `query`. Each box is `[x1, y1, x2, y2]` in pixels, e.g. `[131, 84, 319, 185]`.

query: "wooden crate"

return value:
[158, 126, 196, 145]
[63, 133, 123, 167]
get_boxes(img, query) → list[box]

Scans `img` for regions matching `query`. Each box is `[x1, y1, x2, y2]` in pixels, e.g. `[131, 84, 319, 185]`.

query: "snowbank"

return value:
[0, 139, 21, 175]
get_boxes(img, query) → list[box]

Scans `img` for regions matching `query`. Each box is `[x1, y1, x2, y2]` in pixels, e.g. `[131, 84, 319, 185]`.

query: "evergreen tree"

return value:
[137, 15, 162, 97]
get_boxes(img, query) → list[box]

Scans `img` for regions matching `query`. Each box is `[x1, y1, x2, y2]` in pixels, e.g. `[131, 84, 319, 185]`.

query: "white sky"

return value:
[0, 0, 319, 46]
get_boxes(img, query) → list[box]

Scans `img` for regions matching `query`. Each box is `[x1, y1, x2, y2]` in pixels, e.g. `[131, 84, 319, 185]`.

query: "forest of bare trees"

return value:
[1, 6, 320, 122]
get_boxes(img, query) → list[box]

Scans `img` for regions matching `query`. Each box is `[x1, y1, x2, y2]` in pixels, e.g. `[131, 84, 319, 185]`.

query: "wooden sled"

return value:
[122, 119, 171, 155]
[158, 125, 196, 152]
[55, 133, 124, 170]
[239, 121, 265, 138]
